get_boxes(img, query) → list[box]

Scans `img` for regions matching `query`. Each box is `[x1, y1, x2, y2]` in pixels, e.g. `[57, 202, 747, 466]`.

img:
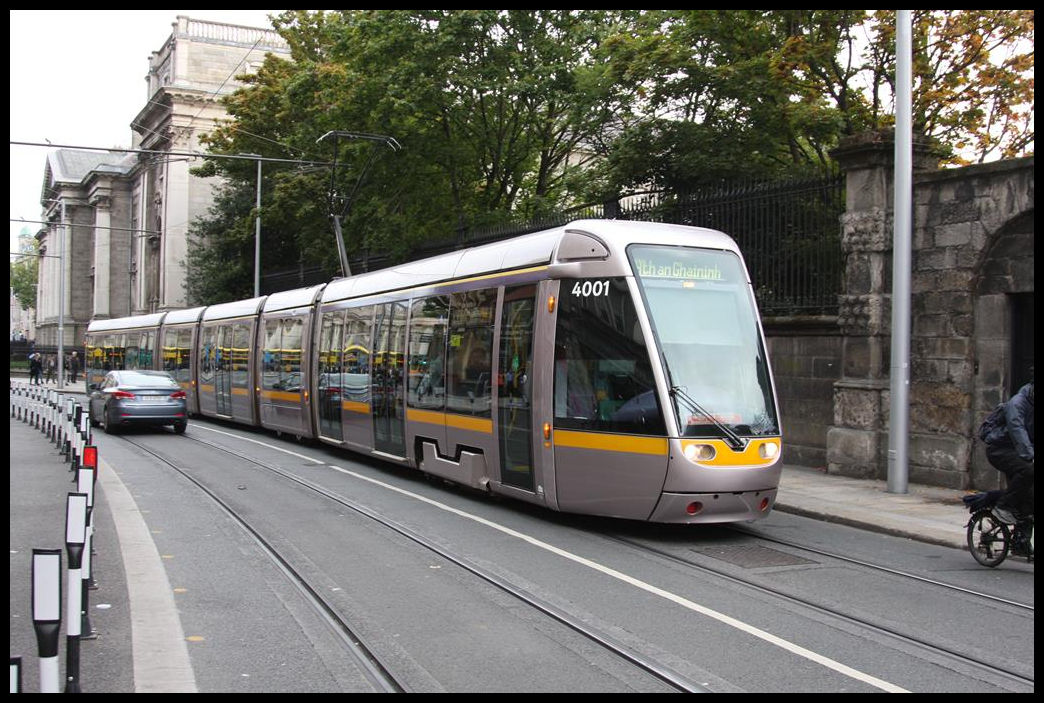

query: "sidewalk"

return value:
[9, 407, 133, 692]
[775, 464, 970, 549]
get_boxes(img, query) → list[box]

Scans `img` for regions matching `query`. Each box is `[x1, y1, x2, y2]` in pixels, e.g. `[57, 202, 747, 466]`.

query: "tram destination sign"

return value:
[632, 249, 734, 283]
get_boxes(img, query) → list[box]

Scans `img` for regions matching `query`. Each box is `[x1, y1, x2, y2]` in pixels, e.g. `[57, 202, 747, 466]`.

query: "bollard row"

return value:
[11, 381, 100, 694]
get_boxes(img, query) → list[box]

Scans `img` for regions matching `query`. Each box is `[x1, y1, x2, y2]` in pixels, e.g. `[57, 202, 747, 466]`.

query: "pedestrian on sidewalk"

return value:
[982, 380, 1034, 526]
[29, 353, 43, 385]
[44, 354, 56, 384]
[68, 350, 81, 384]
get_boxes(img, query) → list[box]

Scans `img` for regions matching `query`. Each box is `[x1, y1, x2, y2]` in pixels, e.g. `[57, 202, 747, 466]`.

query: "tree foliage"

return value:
[10, 242, 39, 310]
[865, 10, 1034, 164]
[186, 10, 1033, 303]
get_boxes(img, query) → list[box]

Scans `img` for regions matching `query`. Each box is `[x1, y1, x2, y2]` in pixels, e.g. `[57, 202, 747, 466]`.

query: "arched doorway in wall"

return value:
[971, 209, 1034, 489]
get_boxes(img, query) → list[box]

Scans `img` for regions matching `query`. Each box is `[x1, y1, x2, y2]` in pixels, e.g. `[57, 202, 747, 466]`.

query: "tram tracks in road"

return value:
[119, 435, 405, 693]
[726, 524, 1034, 613]
[121, 432, 706, 693]
[603, 531, 1034, 690]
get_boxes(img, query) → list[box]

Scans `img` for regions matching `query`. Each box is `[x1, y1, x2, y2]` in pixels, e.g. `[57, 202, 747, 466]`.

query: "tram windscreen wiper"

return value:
[669, 385, 746, 451]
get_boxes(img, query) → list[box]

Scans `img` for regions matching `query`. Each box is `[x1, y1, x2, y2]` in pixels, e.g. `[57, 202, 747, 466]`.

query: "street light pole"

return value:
[240, 153, 262, 298]
[255, 157, 262, 298]
[57, 201, 66, 391]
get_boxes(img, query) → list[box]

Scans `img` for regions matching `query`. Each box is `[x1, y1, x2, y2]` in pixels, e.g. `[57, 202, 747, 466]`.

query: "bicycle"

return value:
[964, 490, 1034, 567]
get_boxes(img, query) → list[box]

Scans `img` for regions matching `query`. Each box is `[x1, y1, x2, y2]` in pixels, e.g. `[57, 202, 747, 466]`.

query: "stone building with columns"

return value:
[33, 16, 289, 348]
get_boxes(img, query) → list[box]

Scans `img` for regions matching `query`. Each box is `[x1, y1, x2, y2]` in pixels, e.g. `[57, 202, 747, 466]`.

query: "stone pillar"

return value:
[826, 130, 939, 479]
[91, 193, 112, 319]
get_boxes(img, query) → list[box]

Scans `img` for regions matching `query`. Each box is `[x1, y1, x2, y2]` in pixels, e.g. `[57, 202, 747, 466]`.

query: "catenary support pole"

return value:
[888, 9, 912, 494]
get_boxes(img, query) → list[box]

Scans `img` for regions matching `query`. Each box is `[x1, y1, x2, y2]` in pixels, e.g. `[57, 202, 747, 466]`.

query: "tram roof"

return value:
[320, 219, 738, 304]
[86, 312, 167, 333]
[201, 296, 267, 322]
[162, 306, 206, 325]
[262, 284, 326, 313]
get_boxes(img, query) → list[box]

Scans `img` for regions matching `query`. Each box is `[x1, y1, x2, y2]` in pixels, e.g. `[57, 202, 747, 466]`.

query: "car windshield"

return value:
[628, 244, 779, 438]
[117, 371, 178, 388]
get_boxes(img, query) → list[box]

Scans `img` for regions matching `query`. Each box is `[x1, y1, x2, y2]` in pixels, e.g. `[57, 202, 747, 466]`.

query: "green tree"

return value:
[193, 9, 630, 298]
[10, 242, 39, 310]
[865, 10, 1034, 164]
[595, 10, 874, 192]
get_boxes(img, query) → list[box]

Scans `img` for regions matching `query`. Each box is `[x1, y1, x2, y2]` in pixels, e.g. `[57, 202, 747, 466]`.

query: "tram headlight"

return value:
[758, 441, 779, 460]
[683, 443, 716, 462]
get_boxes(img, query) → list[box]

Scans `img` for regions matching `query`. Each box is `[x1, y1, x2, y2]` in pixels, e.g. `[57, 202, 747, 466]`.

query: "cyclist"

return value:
[982, 381, 1034, 541]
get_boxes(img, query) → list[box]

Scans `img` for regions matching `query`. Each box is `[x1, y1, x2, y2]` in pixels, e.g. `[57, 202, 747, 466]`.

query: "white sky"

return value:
[9, 10, 282, 260]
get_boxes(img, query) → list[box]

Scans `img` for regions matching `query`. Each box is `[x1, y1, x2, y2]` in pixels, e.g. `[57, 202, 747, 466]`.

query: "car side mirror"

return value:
[87, 383, 98, 391]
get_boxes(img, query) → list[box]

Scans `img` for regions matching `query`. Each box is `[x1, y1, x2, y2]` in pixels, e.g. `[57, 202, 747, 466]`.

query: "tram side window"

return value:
[408, 296, 448, 411]
[447, 289, 495, 417]
[125, 332, 141, 370]
[105, 334, 125, 372]
[199, 326, 216, 386]
[553, 278, 665, 435]
[232, 323, 251, 388]
[318, 311, 344, 376]
[141, 330, 155, 369]
[261, 319, 281, 391]
[281, 318, 303, 392]
[343, 305, 373, 402]
[177, 329, 193, 382]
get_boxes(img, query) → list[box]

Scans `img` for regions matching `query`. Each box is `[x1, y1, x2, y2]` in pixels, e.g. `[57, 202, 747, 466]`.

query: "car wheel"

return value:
[173, 421, 187, 435]
[102, 405, 118, 435]
[88, 405, 100, 428]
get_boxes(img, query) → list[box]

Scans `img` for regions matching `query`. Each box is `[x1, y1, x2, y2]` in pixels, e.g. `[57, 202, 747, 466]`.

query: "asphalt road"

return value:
[12, 412, 1035, 692]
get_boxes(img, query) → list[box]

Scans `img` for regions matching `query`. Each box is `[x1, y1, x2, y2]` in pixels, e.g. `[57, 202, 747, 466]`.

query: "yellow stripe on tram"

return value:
[406, 408, 493, 434]
[554, 430, 669, 456]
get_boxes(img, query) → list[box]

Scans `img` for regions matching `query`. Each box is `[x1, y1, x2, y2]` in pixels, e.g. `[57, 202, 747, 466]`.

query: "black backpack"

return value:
[978, 402, 1006, 443]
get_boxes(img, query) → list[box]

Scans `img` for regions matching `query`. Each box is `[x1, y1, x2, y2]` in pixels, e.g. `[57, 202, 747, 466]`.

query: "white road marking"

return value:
[195, 425, 909, 692]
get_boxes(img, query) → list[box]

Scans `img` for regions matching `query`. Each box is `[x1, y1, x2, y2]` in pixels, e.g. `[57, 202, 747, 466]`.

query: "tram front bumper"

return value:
[649, 488, 778, 523]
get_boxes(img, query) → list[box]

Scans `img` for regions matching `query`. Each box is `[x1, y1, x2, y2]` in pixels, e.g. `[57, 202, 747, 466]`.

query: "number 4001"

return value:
[570, 280, 610, 297]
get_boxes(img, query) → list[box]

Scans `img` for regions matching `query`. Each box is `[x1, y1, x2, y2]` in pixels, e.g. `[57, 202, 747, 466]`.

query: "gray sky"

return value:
[9, 10, 281, 259]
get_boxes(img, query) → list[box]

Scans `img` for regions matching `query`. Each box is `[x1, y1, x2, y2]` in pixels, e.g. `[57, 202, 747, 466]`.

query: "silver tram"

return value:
[84, 220, 782, 523]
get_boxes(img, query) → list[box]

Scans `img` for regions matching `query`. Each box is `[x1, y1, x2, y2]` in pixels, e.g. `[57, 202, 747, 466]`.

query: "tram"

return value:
[84, 220, 782, 523]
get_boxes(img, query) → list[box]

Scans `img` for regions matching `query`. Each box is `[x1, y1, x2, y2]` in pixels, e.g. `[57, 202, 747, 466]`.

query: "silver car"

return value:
[88, 370, 188, 434]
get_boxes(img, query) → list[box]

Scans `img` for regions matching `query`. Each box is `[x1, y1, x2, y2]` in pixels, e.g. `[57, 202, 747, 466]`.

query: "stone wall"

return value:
[764, 317, 841, 468]
[826, 131, 1033, 489]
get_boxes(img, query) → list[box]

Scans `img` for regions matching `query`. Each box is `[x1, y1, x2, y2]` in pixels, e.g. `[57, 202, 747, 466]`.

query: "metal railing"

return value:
[262, 169, 845, 316]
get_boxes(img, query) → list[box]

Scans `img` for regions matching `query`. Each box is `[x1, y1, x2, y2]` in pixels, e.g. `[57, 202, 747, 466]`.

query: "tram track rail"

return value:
[120, 436, 406, 693]
[122, 432, 707, 693]
[603, 532, 1034, 689]
[726, 524, 1034, 613]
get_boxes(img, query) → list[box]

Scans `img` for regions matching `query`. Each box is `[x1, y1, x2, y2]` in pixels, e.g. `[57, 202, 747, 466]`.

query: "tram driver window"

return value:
[553, 278, 665, 435]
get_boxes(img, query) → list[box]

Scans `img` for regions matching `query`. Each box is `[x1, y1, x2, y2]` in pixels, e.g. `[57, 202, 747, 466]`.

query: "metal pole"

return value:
[888, 9, 912, 494]
[254, 157, 262, 298]
[57, 201, 66, 391]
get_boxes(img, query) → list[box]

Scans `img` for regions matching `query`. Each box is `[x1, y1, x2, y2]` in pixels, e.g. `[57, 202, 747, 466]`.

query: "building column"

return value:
[91, 194, 112, 319]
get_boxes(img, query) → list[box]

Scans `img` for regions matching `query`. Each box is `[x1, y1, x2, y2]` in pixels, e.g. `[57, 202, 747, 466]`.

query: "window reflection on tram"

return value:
[553, 278, 665, 435]
[629, 245, 778, 438]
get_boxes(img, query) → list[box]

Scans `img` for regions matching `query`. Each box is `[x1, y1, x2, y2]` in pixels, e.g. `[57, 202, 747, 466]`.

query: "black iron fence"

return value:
[265, 169, 845, 317]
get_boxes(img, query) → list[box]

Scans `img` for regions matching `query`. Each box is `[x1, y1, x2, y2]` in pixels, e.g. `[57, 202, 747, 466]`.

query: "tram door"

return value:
[317, 309, 344, 441]
[215, 324, 232, 416]
[497, 285, 536, 491]
[372, 301, 407, 456]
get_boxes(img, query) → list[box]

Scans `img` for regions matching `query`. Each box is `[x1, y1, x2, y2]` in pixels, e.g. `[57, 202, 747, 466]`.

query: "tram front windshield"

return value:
[629, 244, 778, 438]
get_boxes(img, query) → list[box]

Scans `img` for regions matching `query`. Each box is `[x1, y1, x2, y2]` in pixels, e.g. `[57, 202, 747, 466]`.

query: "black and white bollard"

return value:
[31, 549, 62, 694]
[64, 493, 89, 693]
[77, 467, 98, 639]
[10, 657, 22, 693]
